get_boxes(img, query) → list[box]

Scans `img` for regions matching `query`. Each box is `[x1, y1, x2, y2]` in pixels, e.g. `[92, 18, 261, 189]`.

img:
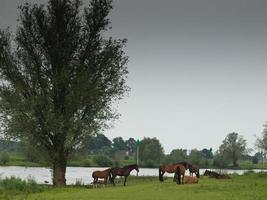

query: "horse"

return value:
[172, 162, 190, 182]
[203, 170, 230, 179]
[109, 164, 139, 186]
[188, 164, 200, 178]
[183, 176, 198, 184]
[159, 163, 186, 184]
[92, 168, 111, 185]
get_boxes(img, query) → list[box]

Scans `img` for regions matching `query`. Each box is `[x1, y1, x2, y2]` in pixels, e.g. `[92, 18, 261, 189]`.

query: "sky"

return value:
[1, 0, 267, 153]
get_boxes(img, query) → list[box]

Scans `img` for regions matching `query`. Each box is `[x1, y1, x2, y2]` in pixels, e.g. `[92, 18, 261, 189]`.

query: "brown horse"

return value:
[189, 164, 200, 178]
[184, 175, 198, 184]
[159, 163, 186, 184]
[92, 168, 111, 185]
[109, 164, 139, 186]
[203, 170, 230, 179]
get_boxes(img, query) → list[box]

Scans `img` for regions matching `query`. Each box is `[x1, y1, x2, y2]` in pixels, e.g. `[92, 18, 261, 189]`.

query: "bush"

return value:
[143, 160, 156, 168]
[82, 159, 91, 167]
[0, 177, 43, 193]
[93, 155, 113, 167]
[252, 156, 258, 164]
[0, 151, 9, 165]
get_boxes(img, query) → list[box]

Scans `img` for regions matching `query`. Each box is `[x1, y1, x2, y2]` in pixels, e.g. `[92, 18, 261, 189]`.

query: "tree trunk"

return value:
[233, 152, 238, 167]
[52, 157, 67, 186]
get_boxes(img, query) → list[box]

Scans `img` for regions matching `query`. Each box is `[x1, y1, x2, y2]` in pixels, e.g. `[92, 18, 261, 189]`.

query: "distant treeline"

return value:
[0, 132, 266, 168]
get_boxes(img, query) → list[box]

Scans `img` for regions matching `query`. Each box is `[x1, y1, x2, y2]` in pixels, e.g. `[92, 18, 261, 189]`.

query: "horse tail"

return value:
[176, 166, 181, 184]
[159, 167, 163, 182]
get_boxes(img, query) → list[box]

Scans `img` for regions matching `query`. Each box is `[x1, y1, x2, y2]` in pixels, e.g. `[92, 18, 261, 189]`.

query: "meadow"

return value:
[0, 172, 266, 200]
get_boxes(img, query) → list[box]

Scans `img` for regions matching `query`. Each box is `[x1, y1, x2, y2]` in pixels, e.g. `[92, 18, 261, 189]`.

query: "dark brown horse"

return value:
[189, 164, 200, 178]
[109, 164, 139, 186]
[159, 163, 186, 184]
[92, 168, 111, 185]
[203, 170, 230, 179]
[173, 162, 190, 182]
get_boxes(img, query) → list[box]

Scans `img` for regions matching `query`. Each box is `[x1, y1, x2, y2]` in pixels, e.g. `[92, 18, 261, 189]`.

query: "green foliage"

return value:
[213, 150, 230, 167]
[93, 155, 113, 167]
[252, 156, 258, 164]
[125, 138, 136, 156]
[139, 137, 164, 165]
[201, 148, 213, 159]
[0, 139, 18, 152]
[0, 0, 129, 185]
[188, 149, 202, 165]
[218, 132, 247, 167]
[83, 134, 112, 155]
[169, 149, 187, 163]
[256, 123, 267, 152]
[0, 151, 9, 165]
[0, 177, 43, 193]
[142, 159, 157, 168]
[112, 137, 127, 151]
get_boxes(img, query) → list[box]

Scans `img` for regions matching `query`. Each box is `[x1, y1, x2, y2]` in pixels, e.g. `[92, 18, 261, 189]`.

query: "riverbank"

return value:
[1, 172, 267, 200]
[1, 166, 267, 185]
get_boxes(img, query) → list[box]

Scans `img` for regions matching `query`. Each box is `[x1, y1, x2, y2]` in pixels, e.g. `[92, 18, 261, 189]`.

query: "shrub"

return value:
[143, 160, 156, 168]
[0, 177, 43, 193]
[0, 151, 9, 165]
[93, 155, 113, 167]
[82, 159, 91, 167]
[252, 156, 258, 164]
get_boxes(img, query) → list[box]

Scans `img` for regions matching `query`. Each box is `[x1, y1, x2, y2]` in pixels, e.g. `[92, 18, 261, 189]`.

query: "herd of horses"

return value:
[91, 162, 230, 187]
[92, 164, 139, 186]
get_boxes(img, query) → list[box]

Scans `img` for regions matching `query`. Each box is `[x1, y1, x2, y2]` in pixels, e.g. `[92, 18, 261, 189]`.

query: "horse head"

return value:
[133, 164, 139, 172]
[203, 170, 210, 176]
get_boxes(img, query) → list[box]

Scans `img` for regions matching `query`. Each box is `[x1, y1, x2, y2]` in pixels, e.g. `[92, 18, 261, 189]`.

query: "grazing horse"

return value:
[184, 176, 198, 184]
[203, 170, 230, 179]
[109, 164, 139, 186]
[189, 164, 200, 178]
[92, 168, 111, 185]
[159, 163, 186, 184]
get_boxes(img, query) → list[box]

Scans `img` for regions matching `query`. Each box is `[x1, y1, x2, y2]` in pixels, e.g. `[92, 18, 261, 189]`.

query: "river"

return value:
[0, 166, 266, 185]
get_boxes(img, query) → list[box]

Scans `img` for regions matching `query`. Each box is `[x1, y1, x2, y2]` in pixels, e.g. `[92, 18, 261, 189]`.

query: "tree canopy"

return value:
[256, 123, 267, 153]
[139, 137, 164, 167]
[0, 0, 129, 186]
[218, 132, 247, 167]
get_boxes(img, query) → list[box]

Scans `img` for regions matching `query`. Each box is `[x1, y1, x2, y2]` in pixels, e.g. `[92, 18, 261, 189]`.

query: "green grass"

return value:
[1, 173, 267, 200]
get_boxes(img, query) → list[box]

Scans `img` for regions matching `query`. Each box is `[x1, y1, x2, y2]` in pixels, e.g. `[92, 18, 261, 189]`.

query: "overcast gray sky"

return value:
[1, 0, 267, 153]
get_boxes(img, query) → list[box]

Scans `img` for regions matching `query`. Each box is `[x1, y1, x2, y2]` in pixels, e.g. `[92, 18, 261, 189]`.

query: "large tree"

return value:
[256, 123, 267, 154]
[218, 132, 247, 167]
[0, 0, 129, 186]
[83, 134, 112, 154]
[139, 137, 164, 166]
[112, 137, 127, 151]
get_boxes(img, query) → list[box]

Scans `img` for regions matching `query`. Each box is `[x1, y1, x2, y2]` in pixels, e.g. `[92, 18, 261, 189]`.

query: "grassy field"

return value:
[1, 172, 267, 200]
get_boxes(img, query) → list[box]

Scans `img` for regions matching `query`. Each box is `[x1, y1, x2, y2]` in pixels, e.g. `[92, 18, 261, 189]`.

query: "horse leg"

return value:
[94, 177, 98, 184]
[173, 173, 178, 182]
[159, 168, 162, 182]
[176, 168, 181, 184]
[104, 177, 107, 185]
[160, 171, 165, 182]
[112, 175, 116, 186]
[124, 175, 128, 186]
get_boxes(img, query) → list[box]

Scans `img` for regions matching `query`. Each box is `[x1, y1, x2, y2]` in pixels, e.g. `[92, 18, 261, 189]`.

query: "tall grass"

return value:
[0, 176, 43, 193]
